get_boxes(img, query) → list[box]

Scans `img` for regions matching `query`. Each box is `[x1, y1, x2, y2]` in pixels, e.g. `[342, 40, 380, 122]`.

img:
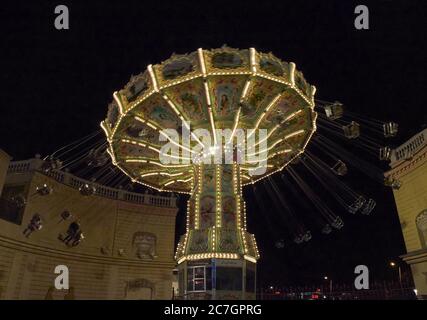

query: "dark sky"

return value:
[1, 0, 426, 287]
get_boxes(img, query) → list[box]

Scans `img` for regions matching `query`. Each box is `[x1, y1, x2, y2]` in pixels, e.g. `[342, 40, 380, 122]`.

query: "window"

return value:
[187, 266, 212, 292]
[416, 210, 427, 248]
[216, 267, 242, 291]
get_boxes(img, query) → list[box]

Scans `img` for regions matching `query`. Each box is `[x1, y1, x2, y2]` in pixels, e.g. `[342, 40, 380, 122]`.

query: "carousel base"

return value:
[177, 257, 256, 300]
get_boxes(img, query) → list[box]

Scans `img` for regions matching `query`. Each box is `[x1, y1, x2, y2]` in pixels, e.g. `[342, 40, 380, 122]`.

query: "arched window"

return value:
[416, 210, 427, 248]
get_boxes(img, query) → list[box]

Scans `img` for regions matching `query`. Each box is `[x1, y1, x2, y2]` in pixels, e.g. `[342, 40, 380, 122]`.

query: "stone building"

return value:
[385, 129, 427, 299]
[0, 153, 178, 300]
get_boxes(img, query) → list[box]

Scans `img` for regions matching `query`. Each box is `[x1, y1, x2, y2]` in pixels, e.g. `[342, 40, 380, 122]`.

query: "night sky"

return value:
[1, 1, 426, 288]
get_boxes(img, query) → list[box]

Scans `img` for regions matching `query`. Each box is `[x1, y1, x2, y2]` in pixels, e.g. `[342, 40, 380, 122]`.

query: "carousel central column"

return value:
[175, 162, 259, 300]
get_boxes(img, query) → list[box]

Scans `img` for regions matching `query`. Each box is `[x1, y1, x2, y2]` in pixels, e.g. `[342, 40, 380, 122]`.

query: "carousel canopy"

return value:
[101, 47, 317, 193]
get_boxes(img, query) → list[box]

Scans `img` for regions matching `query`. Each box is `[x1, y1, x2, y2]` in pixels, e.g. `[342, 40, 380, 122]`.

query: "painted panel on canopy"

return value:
[219, 229, 241, 252]
[118, 161, 149, 175]
[286, 108, 314, 131]
[200, 195, 216, 229]
[243, 233, 257, 257]
[115, 141, 158, 160]
[116, 116, 162, 146]
[263, 89, 308, 126]
[209, 75, 247, 119]
[121, 71, 153, 107]
[201, 167, 216, 194]
[154, 51, 201, 88]
[221, 166, 233, 195]
[264, 137, 304, 164]
[163, 77, 209, 124]
[118, 162, 167, 188]
[138, 162, 192, 174]
[204, 48, 250, 74]
[266, 140, 294, 156]
[240, 77, 286, 120]
[268, 108, 314, 143]
[163, 179, 192, 193]
[294, 70, 312, 99]
[273, 146, 300, 162]
[222, 195, 237, 229]
[137, 171, 170, 186]
[189, 229, 210, 253]
[132, 94, 181, 131]
[257, 52, 291, 81]
[106, 101, 120, 130]
[284, 131, 309, 150]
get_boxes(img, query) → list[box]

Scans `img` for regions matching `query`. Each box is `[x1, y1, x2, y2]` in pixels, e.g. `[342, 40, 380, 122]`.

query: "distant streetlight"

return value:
[389, 261, 402, 287]
[323, 276, 332, 294]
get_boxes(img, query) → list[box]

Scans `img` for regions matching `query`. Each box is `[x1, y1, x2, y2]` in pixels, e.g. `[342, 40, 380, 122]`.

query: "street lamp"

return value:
[323, 276, 332, 294]
[389, 261, 402, 287]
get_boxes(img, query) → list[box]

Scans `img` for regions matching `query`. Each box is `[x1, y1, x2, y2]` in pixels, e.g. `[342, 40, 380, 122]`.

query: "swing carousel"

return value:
[100, 47, 320, 299]
[26, 47, 399, 300]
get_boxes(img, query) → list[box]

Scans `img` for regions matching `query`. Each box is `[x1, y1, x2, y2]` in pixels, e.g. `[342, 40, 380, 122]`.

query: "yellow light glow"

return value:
[284, 129, 305, 140]
[284, 109, 303, 122]
[250, 48, 257, 73]
[198, 48, 207, 75]
[147, 64, 159, 92]
[113, 91, 125, 115]
[240, 80, 251, 101]
[228, 107, 241, 145]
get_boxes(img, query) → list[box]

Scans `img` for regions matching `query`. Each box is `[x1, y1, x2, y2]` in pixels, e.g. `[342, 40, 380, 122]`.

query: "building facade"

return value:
[0, 150, 11, 195]
[385, 129, 427, 299]
[0, 154, 178, 300]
